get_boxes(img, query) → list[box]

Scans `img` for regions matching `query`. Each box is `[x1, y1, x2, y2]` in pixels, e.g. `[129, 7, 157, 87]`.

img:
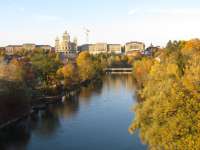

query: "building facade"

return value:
[107, 44, 121, 54]
[5, 45, 23, 55]
[90, 43, 107, 54]
[125, 41, 145, 55]
[4, 44, 52, 55]
[78, 43, 122, 55]
[22, 43, 36, 51]
[78, 43, 108, 54]
[36, 45, 52, 51]
[55, 31, 77, 53]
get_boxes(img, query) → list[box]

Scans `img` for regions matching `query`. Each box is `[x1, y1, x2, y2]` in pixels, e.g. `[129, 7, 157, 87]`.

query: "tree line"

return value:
[129, 39, 200, 149]
[0, 48, 138, 97]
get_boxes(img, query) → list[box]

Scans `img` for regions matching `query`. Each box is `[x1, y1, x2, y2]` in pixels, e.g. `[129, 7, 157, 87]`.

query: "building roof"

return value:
[6, 45, 22, 47]
[22, 43, 36, 46]
[125, 41, 144, 45]
[36, 45, 52, 47]
[108, 44, 121, 46]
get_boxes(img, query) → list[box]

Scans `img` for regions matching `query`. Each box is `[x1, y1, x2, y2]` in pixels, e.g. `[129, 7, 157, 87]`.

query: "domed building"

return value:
[55, 31, 77, 54]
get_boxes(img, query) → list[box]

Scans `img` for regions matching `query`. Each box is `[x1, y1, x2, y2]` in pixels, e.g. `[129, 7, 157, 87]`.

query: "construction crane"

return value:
[83, 27, 90, 43]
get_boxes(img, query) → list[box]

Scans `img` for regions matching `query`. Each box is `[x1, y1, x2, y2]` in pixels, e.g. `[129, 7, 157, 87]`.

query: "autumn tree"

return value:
[130, 39, 200, 149]
[57, 62, 79, 88]
[132, 58, 153, 88]
[76, 52, 96, 81]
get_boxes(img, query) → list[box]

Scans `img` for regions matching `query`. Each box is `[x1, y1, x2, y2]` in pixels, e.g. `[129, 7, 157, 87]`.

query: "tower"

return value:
[62, 31, 70, 52]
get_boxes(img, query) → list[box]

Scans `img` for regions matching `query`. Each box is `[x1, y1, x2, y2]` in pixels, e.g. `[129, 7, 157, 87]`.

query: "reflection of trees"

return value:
[31, 107, 60, 138]
[79, 80, 103, 103]
[55, 95, 80, 119]
[0, 75, 136, 150]
[0, 119, 31, 150]
[104, 74, 135, 94]
[30, 95, 80, 137]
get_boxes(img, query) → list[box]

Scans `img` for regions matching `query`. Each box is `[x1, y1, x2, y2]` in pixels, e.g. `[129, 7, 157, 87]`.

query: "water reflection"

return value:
[0, 75, 146, 150]
[79, 80, 103, 103]
[104, 74, 136, 93]
[0, 118, 31, 150]
[31, 109, 60, 137]
[0, 94, 30, 126]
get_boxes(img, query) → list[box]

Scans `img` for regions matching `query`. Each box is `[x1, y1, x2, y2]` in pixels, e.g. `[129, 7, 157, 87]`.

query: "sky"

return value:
[1, 0, 200, 47]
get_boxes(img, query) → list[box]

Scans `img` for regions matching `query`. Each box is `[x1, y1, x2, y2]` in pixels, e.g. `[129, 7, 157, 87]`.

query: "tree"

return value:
[76, 52, 96, 81]
[132, 58, 153, 88]
[30, 51, 61, 87]
[130, 39, 200, 149]
[0, 58, 24, 81]
[57, 63, 79, 88]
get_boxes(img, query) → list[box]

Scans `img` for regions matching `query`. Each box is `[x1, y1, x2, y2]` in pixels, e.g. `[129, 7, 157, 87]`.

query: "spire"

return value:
[63, 31, 68, 36]
[63, 31, 70, 42]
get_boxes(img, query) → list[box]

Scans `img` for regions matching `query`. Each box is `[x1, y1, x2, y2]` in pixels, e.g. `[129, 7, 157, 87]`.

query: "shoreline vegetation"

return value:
[3, 38, 200, 149]
[129, 39, 200, 149]
[0, 49, 135, 128]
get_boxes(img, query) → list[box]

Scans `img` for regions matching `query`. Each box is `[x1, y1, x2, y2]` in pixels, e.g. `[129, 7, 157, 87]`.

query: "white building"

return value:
[89, 43, 108, 55]
[55, 31, 77, 54]
[108, 44, 121, 54]
[78, 43, 122, 55]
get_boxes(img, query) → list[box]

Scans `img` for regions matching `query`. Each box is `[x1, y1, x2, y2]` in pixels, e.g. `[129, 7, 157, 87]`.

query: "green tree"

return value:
[30, 50, 61, 87]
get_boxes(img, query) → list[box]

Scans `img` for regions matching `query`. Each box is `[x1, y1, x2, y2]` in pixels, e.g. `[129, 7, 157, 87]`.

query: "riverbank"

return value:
[0, 77, 103, 130]
[0, 74, 146, 150]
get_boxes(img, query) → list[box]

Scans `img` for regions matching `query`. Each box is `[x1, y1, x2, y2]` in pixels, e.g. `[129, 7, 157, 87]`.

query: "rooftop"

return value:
[126, 41, 144, 45]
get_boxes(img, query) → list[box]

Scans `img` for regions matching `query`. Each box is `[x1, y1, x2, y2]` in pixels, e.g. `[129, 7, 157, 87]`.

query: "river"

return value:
[0, 75, 146, 150]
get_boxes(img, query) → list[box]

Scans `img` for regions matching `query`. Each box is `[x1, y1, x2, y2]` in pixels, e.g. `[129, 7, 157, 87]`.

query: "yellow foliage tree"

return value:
[76, 52, 96, 81]
[130, 39, 200, 149]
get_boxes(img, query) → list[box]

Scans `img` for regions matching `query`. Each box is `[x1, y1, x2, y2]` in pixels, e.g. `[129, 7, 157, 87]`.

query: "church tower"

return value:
[62, 31, 70, 52]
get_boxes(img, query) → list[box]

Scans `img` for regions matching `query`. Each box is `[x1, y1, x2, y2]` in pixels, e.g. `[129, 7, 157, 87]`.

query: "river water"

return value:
[0, 75, 146, 150]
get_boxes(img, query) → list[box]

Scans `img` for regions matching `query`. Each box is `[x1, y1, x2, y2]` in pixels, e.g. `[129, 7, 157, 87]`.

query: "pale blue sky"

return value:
[1, 0, 200, 46]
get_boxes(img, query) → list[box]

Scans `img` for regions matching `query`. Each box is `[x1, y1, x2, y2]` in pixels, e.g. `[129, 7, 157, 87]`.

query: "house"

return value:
[142, 44, 160, 56]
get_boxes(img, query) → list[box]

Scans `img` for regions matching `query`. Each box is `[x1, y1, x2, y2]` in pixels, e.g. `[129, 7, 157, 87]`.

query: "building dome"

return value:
[63, 31, 68, 36]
